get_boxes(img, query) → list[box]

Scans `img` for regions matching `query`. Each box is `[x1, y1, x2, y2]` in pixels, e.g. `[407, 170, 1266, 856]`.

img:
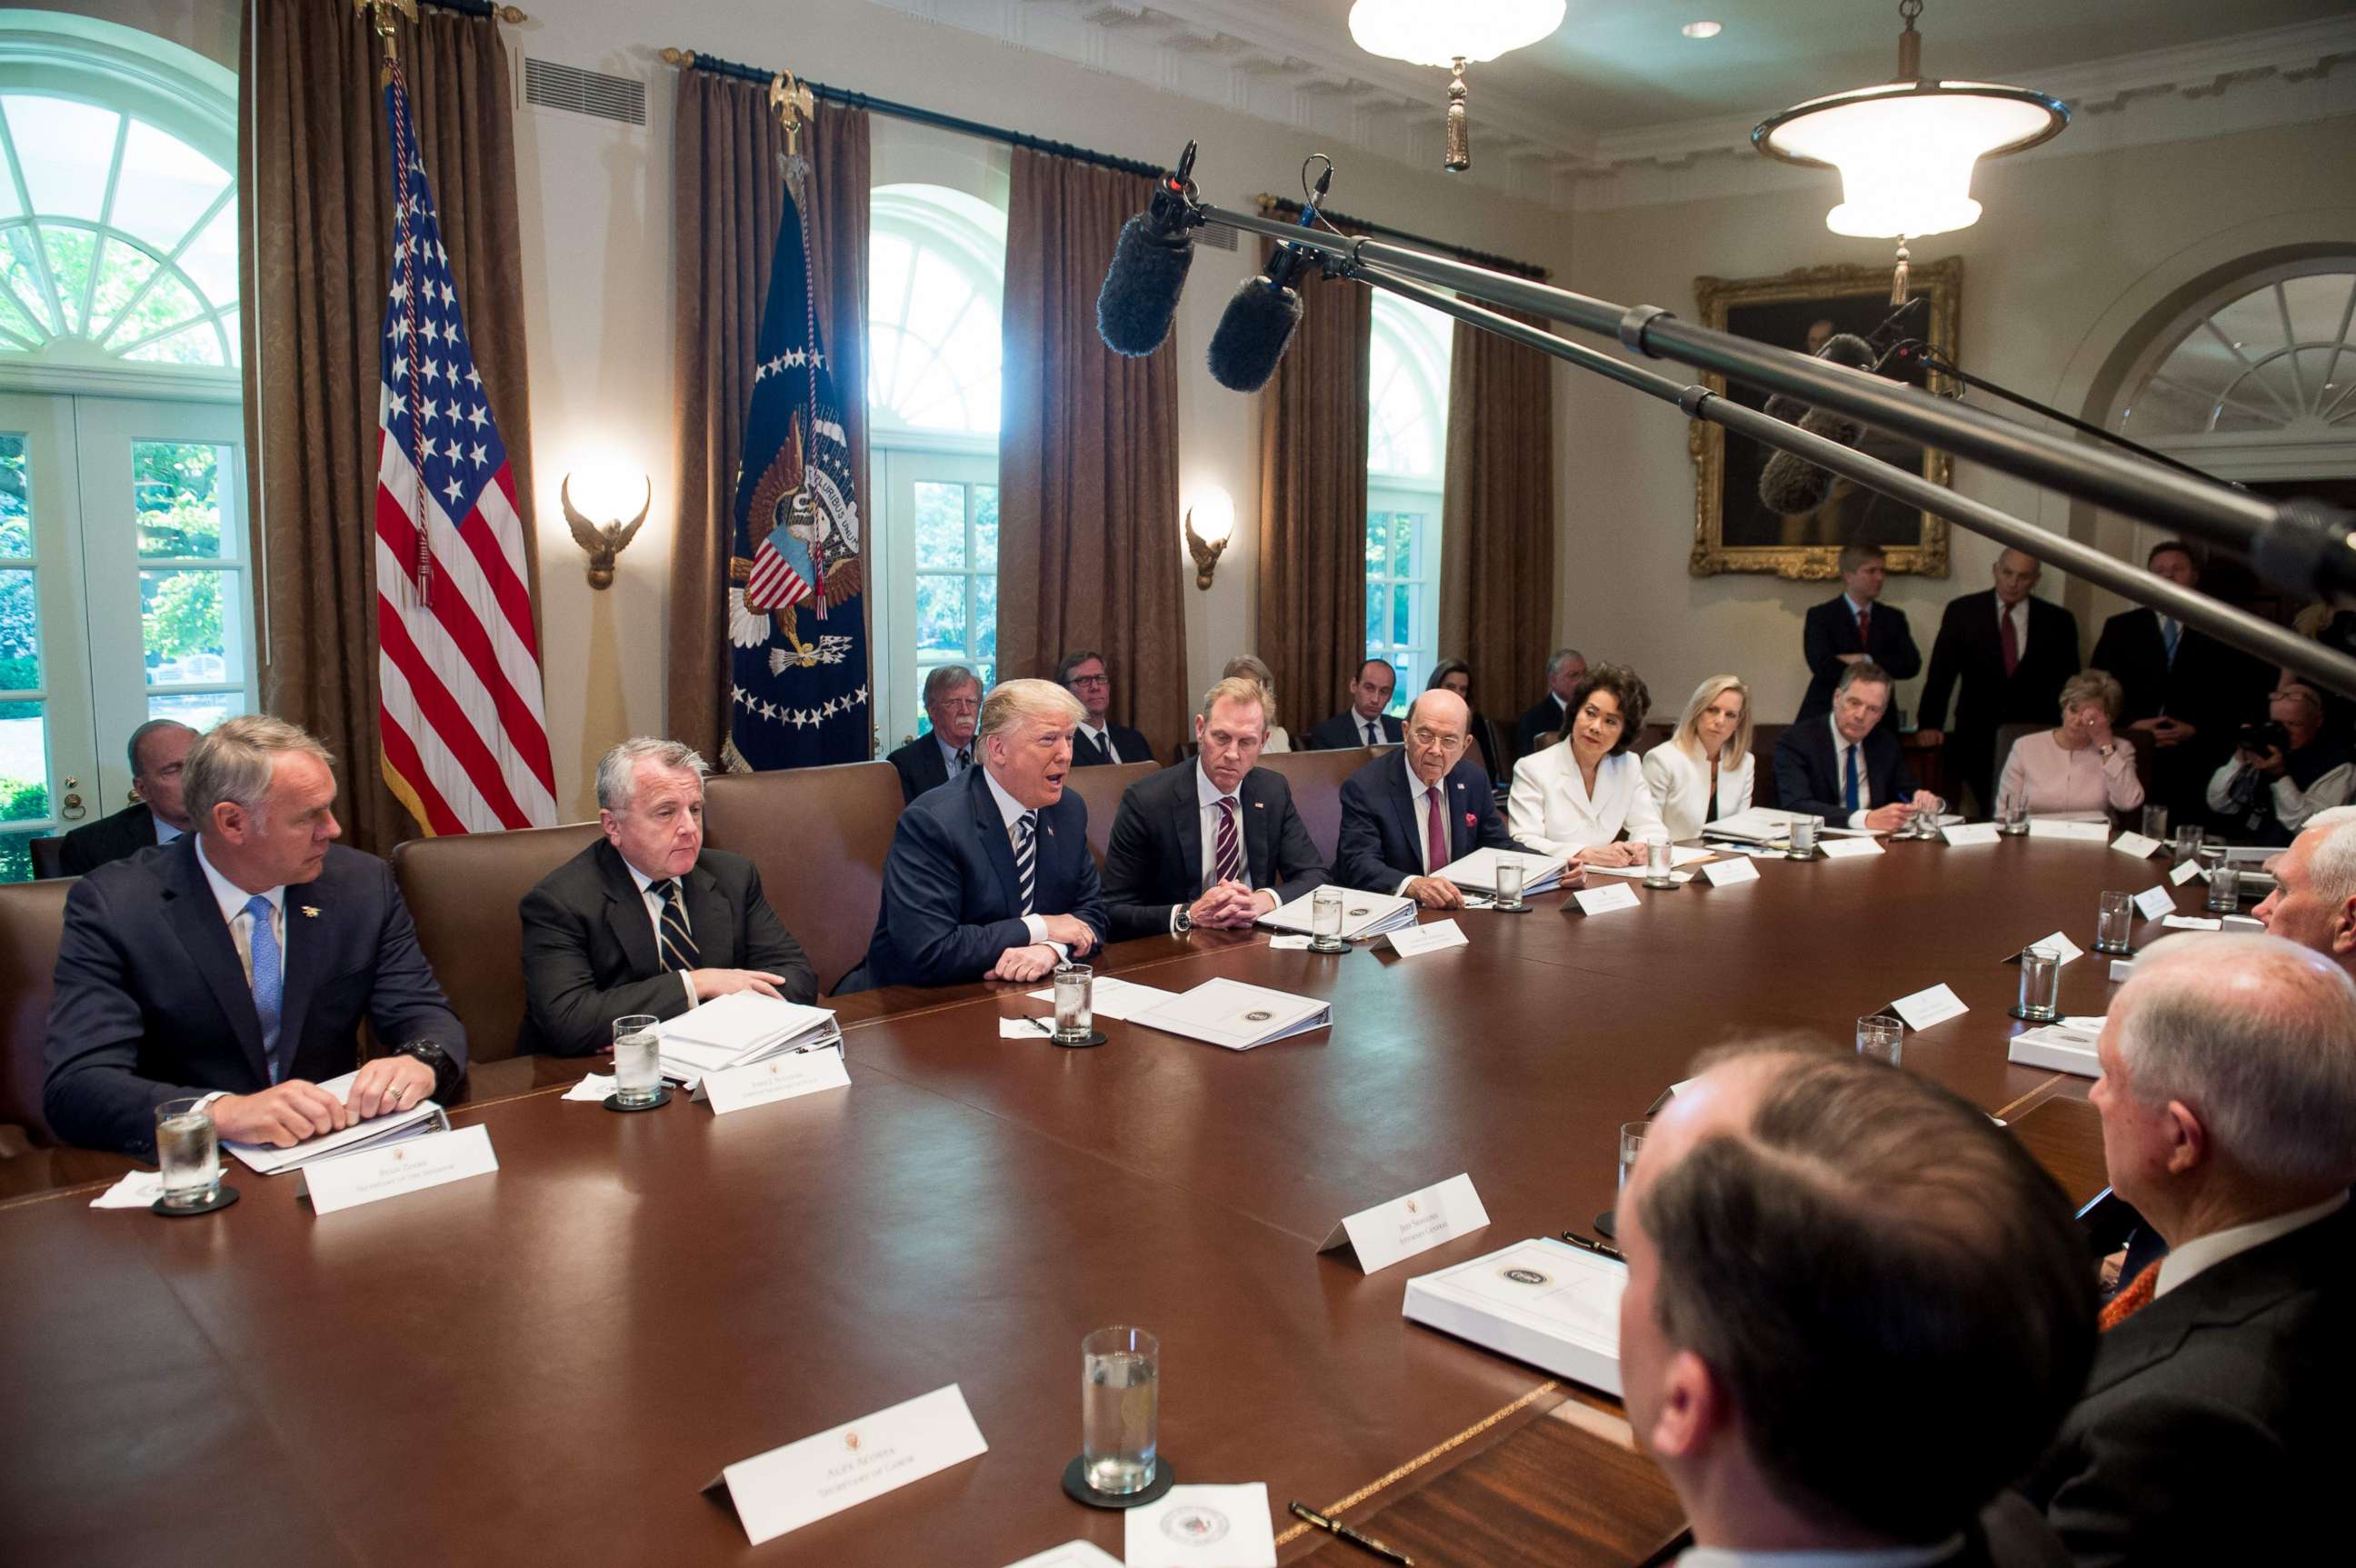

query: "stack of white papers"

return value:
[2008, 1018, 2103, 1078]
[1259, 887, 1416, 941]
[656, 994, 843, 1087]
[1403, 1236, 1625, 1396]
[1443, 847, 1573, 896]
[1130, 977, 1331, 1051]
[1022, 975, 1179, 1020]
[224, 1069, 445, 1174]
[1702, 807, 1808, 845]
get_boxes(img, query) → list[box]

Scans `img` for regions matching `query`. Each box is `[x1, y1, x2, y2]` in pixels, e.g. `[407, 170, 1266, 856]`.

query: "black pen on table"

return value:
[1288, 1500, 1413, 1566]
[1560, 1230, 1625, 1263]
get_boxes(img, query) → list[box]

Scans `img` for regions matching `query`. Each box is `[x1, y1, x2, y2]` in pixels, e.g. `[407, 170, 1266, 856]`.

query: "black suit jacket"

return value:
[1099, 763, 1330, 940]
[1072, 723, 1153, 768]
[2021, 1201, 2351, 1567]
[56, 802, 165, 877]
[1797, 594, 1922, 725]
[2090, 607, 2271, 813]
[1515, 694, 1568, 759]
[517, 839, 818, 1057]
[1333, 753, 1522, 893]
[848, 765, 1108, 991]
[1305, 710, 1403, 751]
[1920, 591, 2082, 738]
[1773, 716, 1922, 824]
[43, 838, 466, 1157]
[885, 734, 961, 805]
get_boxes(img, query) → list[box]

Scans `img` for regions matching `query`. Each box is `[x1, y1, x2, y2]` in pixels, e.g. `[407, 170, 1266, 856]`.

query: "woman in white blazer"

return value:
[1507, 664, 1662, 865]
[1642, 674, 1757, 841]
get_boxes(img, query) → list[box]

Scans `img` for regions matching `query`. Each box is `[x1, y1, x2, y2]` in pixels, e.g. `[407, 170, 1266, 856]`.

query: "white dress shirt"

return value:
[934, 733, 973, 779]
[1997, 594, 2030, 662]
[1830, 714, 1876, 829]
[981, 766, 1070, 956]
[1678, 1539, 1962, 1568]
[2155, 1190, 2346, 1299]
[155, 817, 185, 845]
[1080, 722, 1122, 762]
[194, 834, 286, 987]
[1195, 763, 1242, 894]
[1642, 741, 1756, 843]
[1507, 744, 1665, 855]
[622, 854, 702, 1011]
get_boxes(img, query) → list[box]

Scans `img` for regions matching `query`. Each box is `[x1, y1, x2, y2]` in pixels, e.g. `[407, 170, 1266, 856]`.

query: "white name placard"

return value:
[696, 1048, 851, 1115]
[1941, 822, 2001, 846]
[2161, 914, 2222, 931]
[1320, 1172, 1490, 1274]
[2029, 817, 2111, 842]
[1572, 884, 1641, 916]
[2132, 884, 2176, 921]
[2170, 860, 2204, 886]
[1818, 836, 1884, 859]
[2017, 930, 2085, 967]
[1701, 855, 1760, 886]
[2109, 959, 2136, 982]
[1891, 984, 1969, 1032]
[1385, 918, 1469, 957]
[1001, 1545, 1124, 1568]
[298, 1124, 497, 1216]
[2111, 831, 2163, 858]
[705, 1383, 988, 1546]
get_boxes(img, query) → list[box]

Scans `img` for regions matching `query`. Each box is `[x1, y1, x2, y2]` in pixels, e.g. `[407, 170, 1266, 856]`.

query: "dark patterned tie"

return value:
[1213, 796, 1244, 888]
[654, 879, 699, 972]
[2002, 606, 2022, 675]
[954, 746, 972, 775]
[1013, 812, 1037, 915]
[1424, 784, 1451, 873]
[1364, 718, 1381, 746]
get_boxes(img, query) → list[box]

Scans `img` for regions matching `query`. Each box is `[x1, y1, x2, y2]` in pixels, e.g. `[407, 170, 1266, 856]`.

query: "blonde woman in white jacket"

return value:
[1507, 664, 1661, 865]
[1642, 674, 1756, 841]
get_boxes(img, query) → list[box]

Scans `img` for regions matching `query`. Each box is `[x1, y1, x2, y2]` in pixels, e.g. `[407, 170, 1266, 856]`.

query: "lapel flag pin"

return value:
[301, 905, 321, 918]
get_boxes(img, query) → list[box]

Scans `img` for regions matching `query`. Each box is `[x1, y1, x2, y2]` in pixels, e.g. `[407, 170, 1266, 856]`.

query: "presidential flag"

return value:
[374, 65, 556, 834]
[724, 165, 868, 771]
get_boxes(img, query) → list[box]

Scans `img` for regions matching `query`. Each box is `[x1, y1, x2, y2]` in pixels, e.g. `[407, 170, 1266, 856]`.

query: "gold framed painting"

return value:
[1687, 257, 1960, 580]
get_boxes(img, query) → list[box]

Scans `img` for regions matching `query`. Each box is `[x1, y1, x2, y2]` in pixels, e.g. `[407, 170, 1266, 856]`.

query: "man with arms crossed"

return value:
[1100, 676, 1328, 940]
[519, 738, 818, 1054]
[45, 716, 465, 1155]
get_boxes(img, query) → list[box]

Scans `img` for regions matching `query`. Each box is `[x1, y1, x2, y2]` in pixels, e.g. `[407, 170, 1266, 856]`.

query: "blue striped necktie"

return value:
[1013, 812, 1037, 915]
[654, 879, 699, 972]
[245, 894, 285, 1083]
[1843, 744, 1861, 814]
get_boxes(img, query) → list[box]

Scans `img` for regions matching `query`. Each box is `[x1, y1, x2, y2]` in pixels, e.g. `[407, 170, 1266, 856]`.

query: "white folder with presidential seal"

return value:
[1257, 887, 1417, 941]
[1403, 1235, 1626, 1397]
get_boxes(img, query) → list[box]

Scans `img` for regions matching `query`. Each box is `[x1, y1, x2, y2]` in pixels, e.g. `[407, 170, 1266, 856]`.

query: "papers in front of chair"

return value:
[223, 1069, 447, 1175]
[1702, 807, 1807, 845]
[656, 993, 843, 1087]
[1023, 976, 1180, 1021]
[1403, 1236, 1625, 1397]
[2008, 1020, 2103, 1078]
[1259, 887, 1417, 941]
[1130, 977, 1331, 1051]
[1443, 847, 1572, 896]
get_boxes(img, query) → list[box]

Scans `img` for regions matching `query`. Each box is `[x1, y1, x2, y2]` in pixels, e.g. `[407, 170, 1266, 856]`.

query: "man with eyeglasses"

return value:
[1056, 650, 1153, 767]
[885, 664, 983, 805]
[1333, 687, 1531, 907]
[57, 719, 200, 876]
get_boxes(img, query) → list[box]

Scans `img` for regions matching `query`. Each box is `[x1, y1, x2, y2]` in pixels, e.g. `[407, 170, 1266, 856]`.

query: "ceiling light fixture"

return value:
[1752, 0, 2067, 301]
[1682, 22, 1723, 40]
[1347, 0, 1566, 173]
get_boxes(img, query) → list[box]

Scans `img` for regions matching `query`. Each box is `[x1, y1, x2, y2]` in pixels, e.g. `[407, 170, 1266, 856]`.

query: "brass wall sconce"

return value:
[1183, 486, 1235, 590]
[563, 470, 650, 590]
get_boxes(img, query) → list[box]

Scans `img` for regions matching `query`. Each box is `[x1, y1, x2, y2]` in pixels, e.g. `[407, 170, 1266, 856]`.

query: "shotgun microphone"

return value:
[1205, 160, 1333, 393]
[1096, 141, 1200, 357]
[1757, 332, 1883, 516]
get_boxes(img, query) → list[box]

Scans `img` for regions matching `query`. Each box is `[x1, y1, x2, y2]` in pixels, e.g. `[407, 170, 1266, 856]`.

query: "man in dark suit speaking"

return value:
[519, 738, 817, 1055]
[44, 715, 466, 1157]
[1795, 543, 1920, 731]
[1333, 687, 1527, 908]
[1917, 548, 2081, 814]
[56, 718, 199, 876]
[2020, 932, 2354, 1563]
[1100, 676, 1328, 940]
[848, 679, 1107, 990]
[1303, 658, 1403, 750]
[1774, 661, 1939, 830]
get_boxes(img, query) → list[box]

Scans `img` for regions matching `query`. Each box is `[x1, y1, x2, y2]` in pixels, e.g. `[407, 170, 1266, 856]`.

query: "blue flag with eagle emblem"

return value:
[724, 169, 868, 770]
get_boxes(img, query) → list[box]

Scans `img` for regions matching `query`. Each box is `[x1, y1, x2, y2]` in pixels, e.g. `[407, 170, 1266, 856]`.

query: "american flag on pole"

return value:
[373, 65, 556, 834]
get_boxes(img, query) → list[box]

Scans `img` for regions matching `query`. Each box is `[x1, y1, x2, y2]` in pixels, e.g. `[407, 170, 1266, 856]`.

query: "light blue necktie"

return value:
[245, 894, 285, 1083]
[2159, 616, 2181, 665]
[1843, 744, 1861, 815]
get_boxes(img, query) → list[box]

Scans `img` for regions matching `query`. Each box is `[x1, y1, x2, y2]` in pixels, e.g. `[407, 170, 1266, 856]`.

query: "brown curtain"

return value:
[997, 149, 1185, 757]
[667, 77, 870, 762]
[240, 0, 537, 853]
[1438, 312, 1556, 709]
[1256, 246, 1372, 730]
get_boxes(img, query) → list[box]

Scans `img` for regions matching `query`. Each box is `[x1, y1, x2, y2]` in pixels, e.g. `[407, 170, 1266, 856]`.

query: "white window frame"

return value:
[1364, 293, 1452, 711]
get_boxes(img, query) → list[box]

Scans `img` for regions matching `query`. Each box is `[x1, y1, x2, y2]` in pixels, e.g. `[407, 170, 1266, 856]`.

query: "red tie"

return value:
[2002, 606, 2021, 676]
[2099, 1263, 2158, 1332]
[1425, 784, 1452, 874]
[1856, 605, 1872, 649]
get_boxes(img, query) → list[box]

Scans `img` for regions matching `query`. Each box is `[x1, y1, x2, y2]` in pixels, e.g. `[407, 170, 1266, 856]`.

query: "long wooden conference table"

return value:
[0, 833, 2149, 1566]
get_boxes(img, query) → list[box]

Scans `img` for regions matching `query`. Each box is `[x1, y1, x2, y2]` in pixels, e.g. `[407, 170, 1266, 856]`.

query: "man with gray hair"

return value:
[45, 714, 466, 1156]
[2251, 810, 2356, 977]
[885, 664, 983, 804]
[519, 738, 816, 1055]
[846, 678, 1106, 990]
[55, 718, 199, 875]
[1515, 647, 1588, 760]
[2020, 931, 2355, 1562]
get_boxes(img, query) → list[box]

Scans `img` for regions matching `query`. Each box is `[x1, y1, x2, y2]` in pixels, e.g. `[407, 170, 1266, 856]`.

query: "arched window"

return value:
[1365, 293, 1452, 708]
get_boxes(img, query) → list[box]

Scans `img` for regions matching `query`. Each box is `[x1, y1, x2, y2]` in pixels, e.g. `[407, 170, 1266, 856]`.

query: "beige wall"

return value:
[1557, 115, 2356, 733]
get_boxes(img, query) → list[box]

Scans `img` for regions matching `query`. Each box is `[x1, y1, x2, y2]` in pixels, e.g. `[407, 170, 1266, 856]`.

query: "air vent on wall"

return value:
[1200, 222, 1239, 252]
[524, 57, 646, 126]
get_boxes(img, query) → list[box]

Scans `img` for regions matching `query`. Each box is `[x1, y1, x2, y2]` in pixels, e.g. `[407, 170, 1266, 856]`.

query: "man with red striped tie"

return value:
[2019, 931, 2354, 1563]
[1100, 677, 1330, 941]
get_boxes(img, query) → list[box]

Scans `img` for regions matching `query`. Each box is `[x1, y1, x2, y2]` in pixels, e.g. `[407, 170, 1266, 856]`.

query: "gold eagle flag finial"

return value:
[768, 70, 816, 156]
[354, 0, 419, 54]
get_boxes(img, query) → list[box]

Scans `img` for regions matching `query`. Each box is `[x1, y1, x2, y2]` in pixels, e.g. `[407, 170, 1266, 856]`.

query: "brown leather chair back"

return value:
[28, 835, 65, 880]
[1256, 746, 1377, 863]
[1632, 722, 1674, 757]
[1062, 761, 1157, 865]
[0, 878, 74, 1146]
[1751, 723, 1790, 809]
[703, 762, 903, 995]
[392, 822, 604, 1064]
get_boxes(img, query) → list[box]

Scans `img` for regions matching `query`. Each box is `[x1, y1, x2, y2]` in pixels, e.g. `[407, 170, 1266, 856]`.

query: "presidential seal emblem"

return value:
[1161, 1504, 1231, 1545]
[843, 1430, 861, 1452]
[1244, 1009, 1273, 1023]
[1502, 1266, 1551, 1285]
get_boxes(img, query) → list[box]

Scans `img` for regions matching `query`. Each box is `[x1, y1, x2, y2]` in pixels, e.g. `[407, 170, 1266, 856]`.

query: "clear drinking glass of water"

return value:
[1495, 858, 1526, 910]
[2096, 891, 2135, 954]
[2141, 804, 2170, 841]
[612, 1014, 663, 1107]
[155, 1096, 221, 1210]
[1786, 815, 1820, 859]
[2205, 864, 2241, 914]
[2174, 824, 2204, 863]
[1053, 964, 1094, 1044]
[1082, 1325, 1159, 1496]
[1856, 1014, 1905, 1066]
[1309, 885, 1347, 952]
[2017, 945, 2062, 1021]
[2000, 802, 2031, 835]
[1642, 832, 1676, 887]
